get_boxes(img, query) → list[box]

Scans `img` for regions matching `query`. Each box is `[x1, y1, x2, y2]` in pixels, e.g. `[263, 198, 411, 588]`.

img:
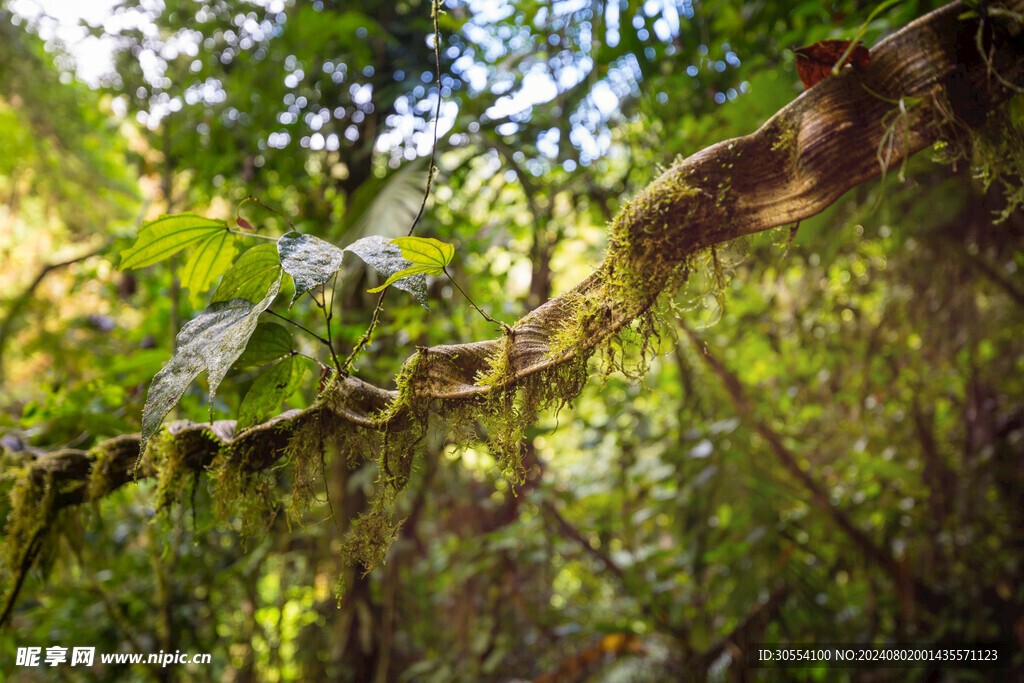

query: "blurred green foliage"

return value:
[1, 0, 1023, 680]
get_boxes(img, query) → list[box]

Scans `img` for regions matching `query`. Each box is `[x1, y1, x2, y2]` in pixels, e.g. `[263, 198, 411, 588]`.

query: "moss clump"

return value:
[337, 352, 426, 573]
[87, 444, 117, 501]
[145, 432, 191, 512]
[285, 417, 327, 521]
[208, 449, 277, 537]
[769, 113, 801, 155]
[470, 329, 596, 483]
[546, 289, 602, 360]
[340, 501, 402, 573]
[475, 333, 526, 481]
[972, 96, 1024, 222]
[373, 351, 423, 428]
[607, 174, 704, 264]
[0, 467, 56, 610]
[931, 93, 1024, 221]
[375, 351, 427, 493]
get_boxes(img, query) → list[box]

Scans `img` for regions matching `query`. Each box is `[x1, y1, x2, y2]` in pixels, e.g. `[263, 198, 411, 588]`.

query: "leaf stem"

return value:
[293, 350, 328, 370]
[443, 268, 511, 334]
[342, 290, 387, 374]
[832, 0, 902, 76]
[237, 194, 296, 229]
[314, 276, 343, 374]
[345, 0, 445, 371]
[226, 228, 278, 241]
[404, 0, 444, 239]
[265, 309, 332, 348]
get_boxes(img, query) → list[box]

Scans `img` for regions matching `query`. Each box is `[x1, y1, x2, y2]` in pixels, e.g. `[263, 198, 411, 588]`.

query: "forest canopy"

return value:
[1, 0, 1023, 680]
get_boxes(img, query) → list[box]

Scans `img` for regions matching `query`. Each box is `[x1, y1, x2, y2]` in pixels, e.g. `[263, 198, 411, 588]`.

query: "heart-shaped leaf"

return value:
[344, 235, 429, 308]
[392, 236, 454, 270]
[120, 213, 227, 269]
[140, 277, 281, 458]
[277, 231, 346, 305]
[212, 244, 282, 304]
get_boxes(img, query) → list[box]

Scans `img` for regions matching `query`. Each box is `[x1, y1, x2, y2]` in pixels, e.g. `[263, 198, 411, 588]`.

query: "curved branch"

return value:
[17, 0, 1024, 513]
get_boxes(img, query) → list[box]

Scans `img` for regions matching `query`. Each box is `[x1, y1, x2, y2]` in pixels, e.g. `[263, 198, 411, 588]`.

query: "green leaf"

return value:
[181, 231, 237, 305]
[392, 236, 454, 270]
[211, 244, 282, 304]
[236, 355, 311, 430]
[366, 264, 437, 293]
[344, 235, 429, 308]
[360, 235, 455, 297]
[120, 213, 227, 269]
[277, 231, 346, 305]
[233, 323, 293, 369]
[139, 278, 281, 457]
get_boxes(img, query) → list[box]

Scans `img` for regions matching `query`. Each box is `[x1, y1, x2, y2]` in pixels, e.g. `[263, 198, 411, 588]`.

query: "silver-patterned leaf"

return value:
[344, 235, 429, 309]
[277, 231, 346, 306]
[139, 277, 281, 458]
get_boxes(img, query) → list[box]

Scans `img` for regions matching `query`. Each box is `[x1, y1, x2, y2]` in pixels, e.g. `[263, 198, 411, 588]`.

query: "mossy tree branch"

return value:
[7, 0, 1024, 520]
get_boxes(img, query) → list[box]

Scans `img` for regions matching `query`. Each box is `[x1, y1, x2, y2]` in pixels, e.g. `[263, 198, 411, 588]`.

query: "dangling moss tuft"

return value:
[340, 500, 402, 573]
[971, 96, 1024, 222]
[337, 351, 428, 573]
[285, 417, 327, 521]
[375, 351, 428, 494]
[476, 333, 527, 481]
[208, 447, 278, 537]
[147, 432, 191, 513]
[0, 466, 56, 609]
[87, 444, 118, 501]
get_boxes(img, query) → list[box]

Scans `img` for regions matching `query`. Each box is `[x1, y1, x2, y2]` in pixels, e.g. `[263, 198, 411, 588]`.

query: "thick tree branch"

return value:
[12, 0, 1024, 515]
